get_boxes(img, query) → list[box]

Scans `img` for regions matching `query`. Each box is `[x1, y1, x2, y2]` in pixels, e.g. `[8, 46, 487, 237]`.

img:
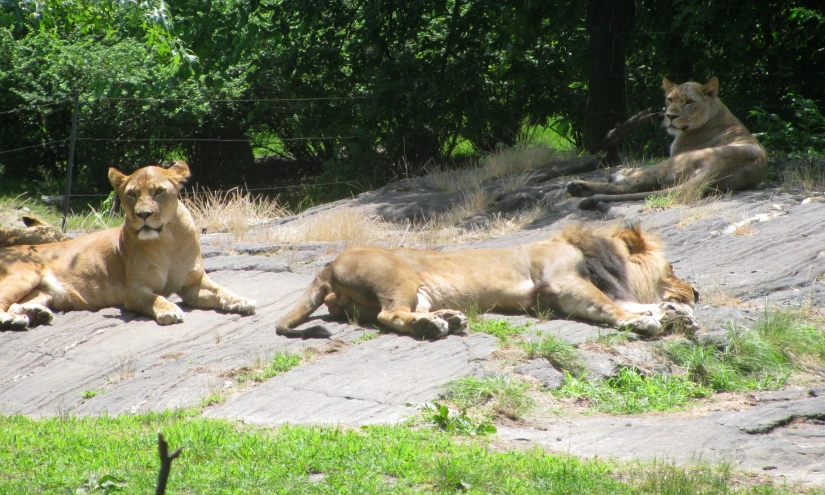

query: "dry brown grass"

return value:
[730, 221, 756, 236]
[261, 206, 392, 247]
[697, 283, 748, 307]
[185, 188, 291, 239]
[779, 159, 825, 193]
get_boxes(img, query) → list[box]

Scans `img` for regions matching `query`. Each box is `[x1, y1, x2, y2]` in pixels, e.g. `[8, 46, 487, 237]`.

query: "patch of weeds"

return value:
[590, 331, 631, 345]
[353, 331, 378, 344]
[557, 368, 712, 414]
[643, 193, 675, 211]
[199, 392, 226, 408]
[76, 473, 126, 494]
[471, 318, 530, 344]
[442, 374, 534, 419]
[520, 333, 586, 376]
[667, 310, 824, 392]
[81, 390, 101, 400]
[238, 349, 303, 383]
[420, 401, 496, 435]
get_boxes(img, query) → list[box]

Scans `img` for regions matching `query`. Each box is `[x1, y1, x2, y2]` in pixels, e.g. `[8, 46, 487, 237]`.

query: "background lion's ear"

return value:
[702, 77, 719, 98]
[662, 78, 676, 94]
[108, 168, 128, 190]
[167, 161, 191, 188]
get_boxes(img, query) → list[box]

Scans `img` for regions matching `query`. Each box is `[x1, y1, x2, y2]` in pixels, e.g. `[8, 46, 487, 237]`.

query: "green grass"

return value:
[519, 333, 586, 376]
[237, 349, 304, 383]
[558, 368, 713, 415]
[80, 389, 101, 399]
[4, 412, 816, 495]
[442, 375, 534, 419]
[667, 311, 825, 392]
[643, 193, 675, 210]
[353, 331, 379, 344]
[471, 318, 530, 344]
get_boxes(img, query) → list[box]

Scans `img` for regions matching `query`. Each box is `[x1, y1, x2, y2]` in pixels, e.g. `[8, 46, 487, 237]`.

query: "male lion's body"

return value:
[0, 161, 255, 330]
[277, 224, 698, 339]
[567, 77, 768, 209]
[0, 216, 67, 247]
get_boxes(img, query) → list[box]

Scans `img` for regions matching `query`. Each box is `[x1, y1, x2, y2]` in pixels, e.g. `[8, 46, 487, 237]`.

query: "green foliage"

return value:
[442, 374, 534, 419]
[558, 368, 712, 415]
[421, 401, 497, 436]
[352, 331, 379, 344]
[81, 389, 101, 399]
[643, 193, 675, 210]
[5, 412, 811, 494]
[750, 95, 825, 158]
[471, 318, 530, 344]
[519, 334, 586, 377]
[667, 311, 825, 392]
[238, 349, 303, 383]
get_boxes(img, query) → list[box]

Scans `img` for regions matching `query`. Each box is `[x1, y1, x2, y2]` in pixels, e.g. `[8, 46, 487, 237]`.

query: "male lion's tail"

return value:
[276, 266, 333, 338]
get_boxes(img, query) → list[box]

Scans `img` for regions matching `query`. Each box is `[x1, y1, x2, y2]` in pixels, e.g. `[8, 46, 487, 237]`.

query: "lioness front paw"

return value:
[620, 315, 662, 338]
[155, 303, 185, 325]
[433, 310, 469, 333]
[0, 311, 29, 330]
[410, 314, 450, 339]
[222, 297, 256, 315]
[9, 303, 53, 327]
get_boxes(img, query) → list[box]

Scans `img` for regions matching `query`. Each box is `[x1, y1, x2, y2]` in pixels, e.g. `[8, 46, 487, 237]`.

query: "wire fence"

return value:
[1, 86, 822, 225]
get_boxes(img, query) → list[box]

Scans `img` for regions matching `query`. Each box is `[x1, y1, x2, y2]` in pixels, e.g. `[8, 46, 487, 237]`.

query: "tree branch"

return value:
[599, 107, 662, 165]
[156, 432, 184, 495]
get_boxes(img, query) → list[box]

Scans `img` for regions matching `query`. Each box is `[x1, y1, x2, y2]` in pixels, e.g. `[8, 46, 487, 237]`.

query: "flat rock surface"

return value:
[1, 173, 824, 484]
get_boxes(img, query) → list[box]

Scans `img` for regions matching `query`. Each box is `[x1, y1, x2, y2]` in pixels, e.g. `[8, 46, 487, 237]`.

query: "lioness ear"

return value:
[108, 168, 128, 190]
[662, 78, 676, 94]
[166, 160, 191, 189]
[702, 77, 719, 98]
[21, 215, 48, 228]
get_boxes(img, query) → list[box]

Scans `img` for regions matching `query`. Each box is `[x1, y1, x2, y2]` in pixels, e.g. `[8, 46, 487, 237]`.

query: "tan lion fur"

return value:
[277, 223, 699, 339]
[0, 216, 67, 247]
[0, 161, 255, 330]
[567, 77, 768, 209]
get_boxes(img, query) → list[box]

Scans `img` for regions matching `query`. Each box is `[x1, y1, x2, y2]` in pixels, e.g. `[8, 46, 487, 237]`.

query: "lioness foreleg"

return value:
[125, 286, 185, 325]
[0, 268, 44, 330]
[180, 273, 256, 315]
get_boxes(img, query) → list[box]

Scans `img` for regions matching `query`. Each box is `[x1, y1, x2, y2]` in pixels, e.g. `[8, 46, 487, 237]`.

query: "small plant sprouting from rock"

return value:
[420, 401, 497, 435]
[442, 375, 534, 419]
[471, 318, 530, 344]
[238, 349, 304, 384]
[520, 333, 586, 377]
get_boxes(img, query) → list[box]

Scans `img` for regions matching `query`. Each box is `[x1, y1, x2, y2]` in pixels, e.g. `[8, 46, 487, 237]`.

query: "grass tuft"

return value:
[471, 318, 530, 344]
[520, 334, 586, 376]
[442, 375, 534, 419]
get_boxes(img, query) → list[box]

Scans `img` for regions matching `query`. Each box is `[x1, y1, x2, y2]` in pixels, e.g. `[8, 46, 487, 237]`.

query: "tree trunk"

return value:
[583, 0, 635, 155]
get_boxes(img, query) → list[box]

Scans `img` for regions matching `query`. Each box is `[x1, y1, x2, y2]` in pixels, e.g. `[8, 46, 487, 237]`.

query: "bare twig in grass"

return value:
[156, 432, 183, 495]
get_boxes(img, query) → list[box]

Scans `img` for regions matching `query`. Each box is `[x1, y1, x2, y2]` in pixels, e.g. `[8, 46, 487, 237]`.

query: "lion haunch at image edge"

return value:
[277, 223, 699, 339]
[567, 77, 768, 209]
[0, 161, 255, 330]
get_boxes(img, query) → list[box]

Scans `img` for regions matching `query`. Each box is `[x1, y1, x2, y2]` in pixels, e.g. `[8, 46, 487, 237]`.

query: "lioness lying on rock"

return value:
[567, 77, 768, 209]
[277, 223, 699, 339]
[0, 215, 67, 247]
[0, 161, 256, 330]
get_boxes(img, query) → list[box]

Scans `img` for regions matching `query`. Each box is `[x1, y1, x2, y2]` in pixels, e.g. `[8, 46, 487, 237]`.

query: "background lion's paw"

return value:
[9, 303, 54, 326]
[566, 180, 587, 197]
[433, 309, 468, 333]
[222, 297, 256, 315]
[155, 304, 185, 325]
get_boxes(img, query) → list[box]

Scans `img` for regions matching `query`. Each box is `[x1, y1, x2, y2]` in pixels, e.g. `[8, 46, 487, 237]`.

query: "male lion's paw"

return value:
[9, 303, 53, 327]
[0, 311, 29, 330]
[433, 310, 468, 333]
[621, 315, 662, 338]
[566, 180, 588, 197]
[410, 314, 450, 339]
[658, 303, 700, 335]
[222, 297, 256, 315]
[155, 303, 185, 325]
[578, 197, 601, 210]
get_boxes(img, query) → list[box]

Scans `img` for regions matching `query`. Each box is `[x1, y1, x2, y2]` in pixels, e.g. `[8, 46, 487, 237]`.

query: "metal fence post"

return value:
[61, 90, 81, 232]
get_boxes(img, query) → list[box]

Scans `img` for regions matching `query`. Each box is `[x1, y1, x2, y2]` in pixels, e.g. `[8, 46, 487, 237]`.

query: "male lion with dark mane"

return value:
[0, 161, 256, 330]
[277, 223, 699, 339]
[567, 77, 768, 209]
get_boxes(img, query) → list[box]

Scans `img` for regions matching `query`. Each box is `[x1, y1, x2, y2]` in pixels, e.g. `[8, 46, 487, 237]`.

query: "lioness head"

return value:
[108, 161, 191, 241]
[662, 77, 719, 136]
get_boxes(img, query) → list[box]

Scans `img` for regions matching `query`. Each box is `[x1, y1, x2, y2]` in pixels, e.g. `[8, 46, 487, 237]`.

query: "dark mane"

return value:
[559, 225, 633, 302]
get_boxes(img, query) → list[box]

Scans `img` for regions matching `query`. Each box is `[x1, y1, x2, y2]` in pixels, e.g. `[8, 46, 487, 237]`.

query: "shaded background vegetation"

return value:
[0, 0, 823, 198]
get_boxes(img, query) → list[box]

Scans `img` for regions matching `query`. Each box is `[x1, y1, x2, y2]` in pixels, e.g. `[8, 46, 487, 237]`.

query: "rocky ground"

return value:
[2, 158, 824, 485]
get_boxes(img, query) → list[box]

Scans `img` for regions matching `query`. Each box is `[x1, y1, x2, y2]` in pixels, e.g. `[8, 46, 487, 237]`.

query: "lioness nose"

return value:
[136, 211, 152, 219]
[666, 113, 679, 120]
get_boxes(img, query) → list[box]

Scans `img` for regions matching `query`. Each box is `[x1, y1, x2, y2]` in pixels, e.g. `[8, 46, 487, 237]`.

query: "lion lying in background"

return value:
[567, 77, 768, 209]
[0, 216, 67, 247]
[277, 223, 699, 339]
[0, 161, 255, 330]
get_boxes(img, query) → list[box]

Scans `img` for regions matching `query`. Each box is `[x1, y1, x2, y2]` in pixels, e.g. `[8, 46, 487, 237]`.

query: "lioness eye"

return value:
[126, 190, 136, 198]
[155, 188, 165, 196]
[686, 99, 694, 105]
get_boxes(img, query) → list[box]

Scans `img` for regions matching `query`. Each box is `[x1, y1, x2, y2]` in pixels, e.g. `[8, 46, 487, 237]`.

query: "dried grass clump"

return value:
[266, 206, 391, 247]
[185, 188, 290, 239]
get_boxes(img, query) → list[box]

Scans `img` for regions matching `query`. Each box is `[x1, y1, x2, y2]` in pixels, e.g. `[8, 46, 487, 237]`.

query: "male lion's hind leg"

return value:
[181, 274, 256, 315]
[8, 303, 54, 327]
